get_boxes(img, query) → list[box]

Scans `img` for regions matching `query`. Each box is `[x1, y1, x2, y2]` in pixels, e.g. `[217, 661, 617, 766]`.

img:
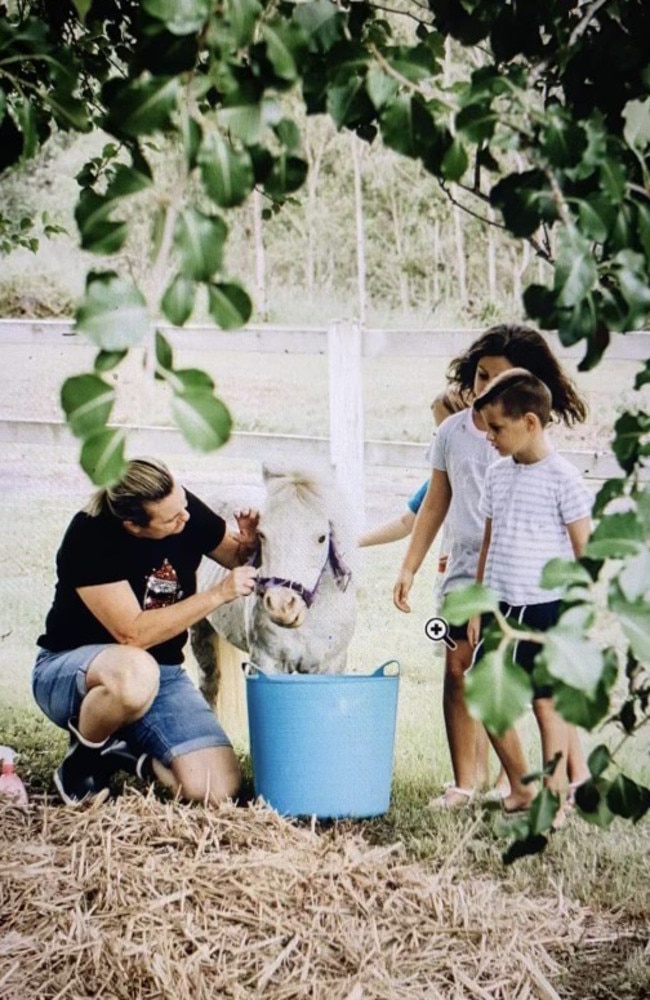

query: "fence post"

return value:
[328, 319, 365, 518]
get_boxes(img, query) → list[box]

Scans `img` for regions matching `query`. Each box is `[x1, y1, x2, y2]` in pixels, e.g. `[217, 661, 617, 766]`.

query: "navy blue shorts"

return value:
[498, 601, 560, 699]
[32, 645, 231, 766]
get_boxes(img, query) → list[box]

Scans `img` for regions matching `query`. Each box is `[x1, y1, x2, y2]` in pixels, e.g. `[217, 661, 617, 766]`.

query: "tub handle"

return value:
[243, 661, 271, 677]
[373, 660, 400, 677]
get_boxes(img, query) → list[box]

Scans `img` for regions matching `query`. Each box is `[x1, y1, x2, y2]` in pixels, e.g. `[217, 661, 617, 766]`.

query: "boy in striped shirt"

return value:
[468, 368, 593, 819]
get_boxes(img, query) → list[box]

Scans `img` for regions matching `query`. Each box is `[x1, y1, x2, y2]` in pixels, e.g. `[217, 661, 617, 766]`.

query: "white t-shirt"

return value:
[480, 451, 593, 605]
[431, 408, 497, 595]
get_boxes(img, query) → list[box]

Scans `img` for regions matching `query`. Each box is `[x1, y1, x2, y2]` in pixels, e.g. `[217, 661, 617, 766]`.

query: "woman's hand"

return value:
[234, 508, 260, 547]
[393, 569, 414, 613]
[212, 565, 258, 604]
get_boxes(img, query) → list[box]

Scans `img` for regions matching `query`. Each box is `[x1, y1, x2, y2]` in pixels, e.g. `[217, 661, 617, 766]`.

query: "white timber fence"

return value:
[1, 318, 648, 516]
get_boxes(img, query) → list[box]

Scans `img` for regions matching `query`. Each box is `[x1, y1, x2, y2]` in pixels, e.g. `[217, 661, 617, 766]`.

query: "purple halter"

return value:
[252, 524, 352, 609]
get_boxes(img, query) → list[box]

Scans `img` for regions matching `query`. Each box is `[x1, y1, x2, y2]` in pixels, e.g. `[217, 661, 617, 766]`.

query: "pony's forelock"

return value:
[263, 467, 357, 561]
[265, 470, 329, 516]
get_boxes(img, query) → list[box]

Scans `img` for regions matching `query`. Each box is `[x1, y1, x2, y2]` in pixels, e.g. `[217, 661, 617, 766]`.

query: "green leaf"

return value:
[174, 209, 227, 282]
[539, 558, 592, 591]
[161, 275, 195, 327]
[46, 90, 89, 132]
[217, 95, 282, 145]
[172, 391, 232, 451]
[327, 76, 374, 131]
[464, 649, 533, 736]
[585, 511, 644, 558]
[74, 189, 127, 254]
[607, 774, 650, 821]
[441, 583, 499, 625]
[588, 743, 611, 778]
[75, 273, 149, 351]
[103, 77, 179, 138]
[207, 282, 253, 329]
[608, 585, 650, 663]
[226, 0, 263, 48]
[80, 429, 127, 486]
[456, 101, 497, 144]
[623, 96, 650, 151]
[105, 164, 153, 198]
[155, 331, 174, 373]
[61, 374, 115, 439]
[274, 118, 301, 151]
[262, 22, 306, 81]
[599, 157, 626, 203]
[293, 0, 345, 52]
[549, 676, 612, 730]
[618, 547, 650, 602]
[592, 478, 626, 518]
[380, 96, 432, 159]
[198, 132, 255, 208]
[611, 411, 650, 474]
[172, 368, 215, 393]
[528, 788, 560, 836]
[142, 0, 211, 35]
[365, 65, 398, 110]
[553, 226, 598, 308]
[573, 777, 616, 827]
[71, 0, 92, 21]
[94, 350, 127, 373]
[440, 138, 468, 182]
[263, 153, 308, 199]
[535, 607, 604, 698]
[635, 360, 650, 391]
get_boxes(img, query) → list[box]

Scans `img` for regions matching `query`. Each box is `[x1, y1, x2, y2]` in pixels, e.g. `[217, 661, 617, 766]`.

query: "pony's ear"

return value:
[262, 463, 279, 483]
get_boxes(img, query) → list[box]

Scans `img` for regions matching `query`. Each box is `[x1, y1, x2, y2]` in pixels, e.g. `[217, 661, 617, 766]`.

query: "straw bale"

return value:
[0, 793, 586, 1000]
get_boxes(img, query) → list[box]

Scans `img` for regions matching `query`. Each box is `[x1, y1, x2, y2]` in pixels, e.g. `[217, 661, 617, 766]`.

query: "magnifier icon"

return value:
[424, 616, 457, 651]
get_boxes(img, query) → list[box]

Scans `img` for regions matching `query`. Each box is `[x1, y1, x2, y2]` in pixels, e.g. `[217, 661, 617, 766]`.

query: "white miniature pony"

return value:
[191, 466, 358, 703]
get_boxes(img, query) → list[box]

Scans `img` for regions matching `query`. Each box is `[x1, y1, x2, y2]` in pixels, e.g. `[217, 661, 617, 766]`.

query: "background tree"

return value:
[1, 0, 649, 852]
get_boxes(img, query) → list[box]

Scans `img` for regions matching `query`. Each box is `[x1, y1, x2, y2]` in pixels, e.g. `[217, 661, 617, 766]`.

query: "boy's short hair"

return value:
[473, 368, 552, 426]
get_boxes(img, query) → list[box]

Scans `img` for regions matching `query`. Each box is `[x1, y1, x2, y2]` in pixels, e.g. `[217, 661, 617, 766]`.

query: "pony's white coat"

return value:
[192, 467, 358, 695]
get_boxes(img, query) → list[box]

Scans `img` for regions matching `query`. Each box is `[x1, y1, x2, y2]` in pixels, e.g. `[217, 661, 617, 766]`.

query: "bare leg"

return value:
[169, 747, 241, 805]
[434, 639, 481, 806]
[567, 724, 589, 786]
[80, 646, 160, 741]
[487, 728, 536, 813]
[533, 698, 570, 796]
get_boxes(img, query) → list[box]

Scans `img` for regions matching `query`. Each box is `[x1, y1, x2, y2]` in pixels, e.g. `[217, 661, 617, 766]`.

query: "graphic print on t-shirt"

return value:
[143, 558, 183, 609]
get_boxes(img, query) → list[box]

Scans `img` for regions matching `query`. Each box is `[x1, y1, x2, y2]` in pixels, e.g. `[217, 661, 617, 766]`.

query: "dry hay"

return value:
[1, 793, 586, 1000]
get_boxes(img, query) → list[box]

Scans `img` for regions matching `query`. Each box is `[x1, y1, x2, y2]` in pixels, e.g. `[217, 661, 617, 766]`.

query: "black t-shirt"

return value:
[38, 491, 226, 664]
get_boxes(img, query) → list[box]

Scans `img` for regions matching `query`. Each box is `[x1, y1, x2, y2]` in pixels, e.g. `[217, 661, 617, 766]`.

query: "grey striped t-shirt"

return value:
[480, 451, 593, 605]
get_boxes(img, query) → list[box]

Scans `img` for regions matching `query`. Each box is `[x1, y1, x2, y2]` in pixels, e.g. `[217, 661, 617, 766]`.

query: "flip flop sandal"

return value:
[427, 785, 474, 810]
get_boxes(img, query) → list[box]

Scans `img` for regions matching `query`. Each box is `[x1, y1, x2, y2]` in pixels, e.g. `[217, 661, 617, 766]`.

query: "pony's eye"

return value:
[318, 534, 326, 544]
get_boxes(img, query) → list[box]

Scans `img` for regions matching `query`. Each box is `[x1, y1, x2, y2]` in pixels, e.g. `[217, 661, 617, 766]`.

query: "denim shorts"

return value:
[32, 645, 232, 766]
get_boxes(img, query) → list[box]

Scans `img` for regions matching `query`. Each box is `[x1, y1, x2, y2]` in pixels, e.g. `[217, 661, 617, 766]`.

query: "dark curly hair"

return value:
[447, 324, 588, 426]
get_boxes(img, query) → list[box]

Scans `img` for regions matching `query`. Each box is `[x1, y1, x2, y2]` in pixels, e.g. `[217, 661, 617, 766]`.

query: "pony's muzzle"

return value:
[263, 587, 308, 629]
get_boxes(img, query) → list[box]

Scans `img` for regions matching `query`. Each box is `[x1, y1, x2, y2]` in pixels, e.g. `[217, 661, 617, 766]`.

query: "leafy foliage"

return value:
[1, 0, 650, 855]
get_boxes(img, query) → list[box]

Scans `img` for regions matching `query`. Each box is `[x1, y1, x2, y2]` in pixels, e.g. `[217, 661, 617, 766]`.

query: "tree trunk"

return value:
[350, 133, 368, 325]
[252, 188, 267, 320]
[452, 193, 468, 306]
[487, 205, 497, 303]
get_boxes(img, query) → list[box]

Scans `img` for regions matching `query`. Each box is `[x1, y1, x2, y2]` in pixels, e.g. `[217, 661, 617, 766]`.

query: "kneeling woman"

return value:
[33, 457, 258, 806]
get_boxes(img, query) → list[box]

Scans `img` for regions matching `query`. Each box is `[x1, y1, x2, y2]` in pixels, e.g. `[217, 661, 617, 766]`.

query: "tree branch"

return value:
[438, 178, 554, 262]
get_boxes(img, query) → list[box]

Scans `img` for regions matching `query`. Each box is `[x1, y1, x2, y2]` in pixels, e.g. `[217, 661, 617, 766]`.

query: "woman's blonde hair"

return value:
[85, 458, 174, 525]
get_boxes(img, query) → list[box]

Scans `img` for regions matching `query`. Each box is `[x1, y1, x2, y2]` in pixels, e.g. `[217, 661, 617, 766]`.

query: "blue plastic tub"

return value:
[245, 661, 400, 819]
